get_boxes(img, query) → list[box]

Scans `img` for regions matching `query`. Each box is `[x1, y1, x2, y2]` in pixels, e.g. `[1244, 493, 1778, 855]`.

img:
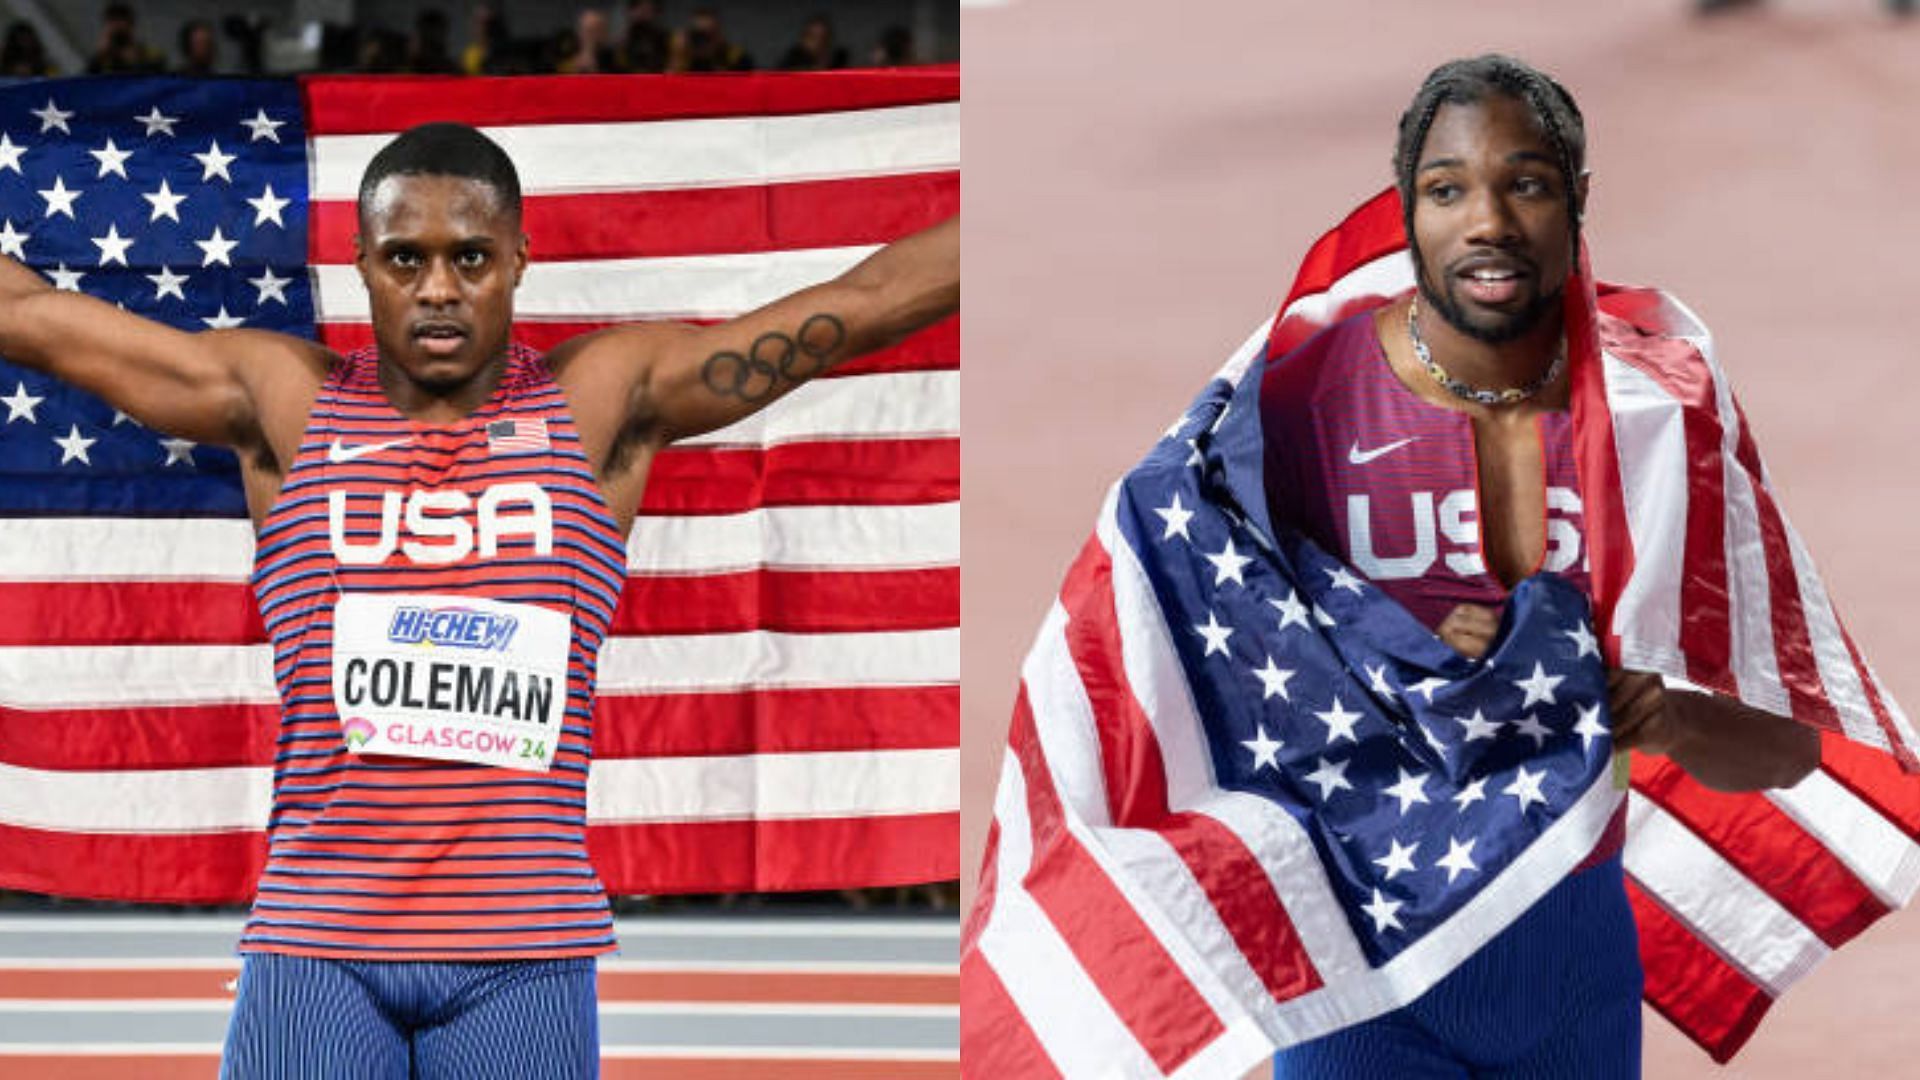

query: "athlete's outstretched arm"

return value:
[0, 253, 320, 449]
[559, 217, 958, 451]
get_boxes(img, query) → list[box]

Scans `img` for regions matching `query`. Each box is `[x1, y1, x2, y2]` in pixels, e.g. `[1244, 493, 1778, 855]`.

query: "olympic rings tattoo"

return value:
[698, 313, 847, 403]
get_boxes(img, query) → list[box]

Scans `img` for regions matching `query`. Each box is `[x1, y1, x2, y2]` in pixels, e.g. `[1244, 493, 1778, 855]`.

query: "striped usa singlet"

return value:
[242, 344, 628, 959]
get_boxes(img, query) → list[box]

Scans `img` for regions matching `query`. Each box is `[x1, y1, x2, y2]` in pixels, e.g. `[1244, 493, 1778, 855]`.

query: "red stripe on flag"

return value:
[315, 316, 958, 375]
[964, 818, 1004, 946]
[1836, 628, 1917, 770]
[301, 69, 958, 133]
[1573, 285, 1634, 663]
[960, 949, 1066, 1080]
[1600, 324, 1734, 689]
[640, 439, 956, 513]
[1009, 688, 1227, 1072]
[616, 569, 956, 635]
[1629, 757, 1885, 946]
[593, 686, 955, 757]
[1742, 471, 1840, 728]
[311, 173, 957, 264]
[1626, 878, 1773, 1064]
[0, 582, 264, 646]
[1816, 732, 1920, 836]
[0, 822, 265, 904]
[1, 703, 276, 770]
[1269, 190, 1409, 357]
[587, 812, 957, 894]
[1058, 531, 1323, 1003]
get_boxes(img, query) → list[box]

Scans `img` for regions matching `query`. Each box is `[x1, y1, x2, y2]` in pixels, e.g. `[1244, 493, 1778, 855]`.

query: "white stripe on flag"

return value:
[1021, 603, 1115, 829]
[973, 754, 1162, 1078]
[0, 644, 273, 707]
[309, 104, 961, 199]
[626, 502, 958, 573]
[0, 749, 957, 833]
[313, 246, 880, 323]
[1603, 352, 1691, 676]
[1700, 329, 1788, 714]
[1767, 769, 1920, 909]
[1781, 514, 1887, 750]
[679, 371, 958, 447]
[0, 518, 255, 581]
[598, 628, 957, 693]
[1274, 252, 1412, 333]
[1624, 793, 1829, 996]
[587, 748, 958, 821]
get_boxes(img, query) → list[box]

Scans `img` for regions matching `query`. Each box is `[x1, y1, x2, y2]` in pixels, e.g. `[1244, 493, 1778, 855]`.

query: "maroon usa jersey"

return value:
[1259, 311, 1590, 631]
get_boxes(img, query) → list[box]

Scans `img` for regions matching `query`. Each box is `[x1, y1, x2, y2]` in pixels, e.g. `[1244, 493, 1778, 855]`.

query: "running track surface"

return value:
[962, 0, 1920, 1074]
[0, 914, 957, 1078]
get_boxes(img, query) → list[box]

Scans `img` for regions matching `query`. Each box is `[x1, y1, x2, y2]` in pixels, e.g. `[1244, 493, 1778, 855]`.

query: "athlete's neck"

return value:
[1413, 297, 1565, 396]
[377, 354, 508, 424]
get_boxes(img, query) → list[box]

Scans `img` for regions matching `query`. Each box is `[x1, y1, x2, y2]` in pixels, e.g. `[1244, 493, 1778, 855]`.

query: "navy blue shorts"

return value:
[1275, 855, 1643, 1079]
[220, 954, 599, 1079]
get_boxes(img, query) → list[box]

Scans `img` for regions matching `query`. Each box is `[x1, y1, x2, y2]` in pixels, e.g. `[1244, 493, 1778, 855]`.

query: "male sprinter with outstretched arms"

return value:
[0, 123, 957, 1078]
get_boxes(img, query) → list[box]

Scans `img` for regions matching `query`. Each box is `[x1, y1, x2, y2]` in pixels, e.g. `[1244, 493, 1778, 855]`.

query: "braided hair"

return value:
[1393, 55, 1586, 249]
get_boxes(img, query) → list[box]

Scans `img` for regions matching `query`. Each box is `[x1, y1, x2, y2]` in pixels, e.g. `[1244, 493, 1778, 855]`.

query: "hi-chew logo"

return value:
[387, 606, 520, 651]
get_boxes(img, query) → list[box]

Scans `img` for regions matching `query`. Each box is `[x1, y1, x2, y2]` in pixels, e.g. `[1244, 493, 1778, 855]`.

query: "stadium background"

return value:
[961, 0, 1920, 1075]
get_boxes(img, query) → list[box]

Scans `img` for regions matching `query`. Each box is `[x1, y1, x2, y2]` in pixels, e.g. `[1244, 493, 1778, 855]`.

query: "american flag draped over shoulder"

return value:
[0, 72, 958, 901]
[961, 189, 1920, 1076]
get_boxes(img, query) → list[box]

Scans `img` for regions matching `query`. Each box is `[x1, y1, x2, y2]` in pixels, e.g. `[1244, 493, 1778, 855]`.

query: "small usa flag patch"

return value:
[486, 417, 550, 455]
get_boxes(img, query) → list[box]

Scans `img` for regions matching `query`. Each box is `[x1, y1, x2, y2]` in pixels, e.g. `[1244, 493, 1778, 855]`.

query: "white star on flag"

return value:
[159, 438, 197, 467]
[111, 410, 137, 427]
[1361, 888, 1404, 933]
[201, 306, 245, 330]
[1565, 621, 1600, 659]
[1194, 611, 1234, 657]
[1514, 662, 1565, 708]
[1302, 756, 1354, 801]
[1241, 725, 1283, 772]
[1315, 696, 1363, 745]
[1373, 838, 1419, 881]
[240, 109, 286, 142]
[1314, 604, 1337, 627]
[1381, 766, 1431, 814]
[38, 176, 81, 219]
[1511, 713, 1552, 749]
[248, 184, 290, 228]
[1325, 565, 1366, 594]
[1406, 676, 1449, 703]
[1504, 765, 1548, 813]
[146, 266, 189, 302]
[1251, 656, 1294, 701]
[3, 382, 44, 424]
[32, 98, 73, 134]
[249, 268, 291, 306]
[0, 220, 26, 259]
[1573, 703, 1609, 751]
[1451, 776, 1488, 810]
[88, 138, 133, 179]
[1269, 590, 1310, 632]
[1206, 537, 1252, 586]
[1436, 837, 1479, 884]
[143, 179, 187, 222]
[1155, 492, 1194, 541]
[196, 227, 238, 267]
[91, 224, 134, 266]
[0, 133, 26, 174]
[47, 264, 84, 291]
[194, 140, 237, 182]
[1456, 708, 1502, 742]
[135, 106, 180, 136]
[54, 424, 96, 465]
[1365, 664, 1396, 698]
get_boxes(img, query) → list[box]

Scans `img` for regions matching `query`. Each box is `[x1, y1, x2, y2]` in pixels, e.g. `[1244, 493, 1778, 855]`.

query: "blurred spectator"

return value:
[463, 4, 505, 74]
[622, 0, 670, 73]
[1, 20, 53, 77]
[672, 7, 753, 72]
[780, 14, 847, 71]
[358, 27, 407, 74]
[224, 14, 268, 75]
[559, 8, 616, 74]
[87, 2, 164, 74]
[870, 24, 916, 67]
[176, 18, 216, 76]
[409, 8, 460, 74]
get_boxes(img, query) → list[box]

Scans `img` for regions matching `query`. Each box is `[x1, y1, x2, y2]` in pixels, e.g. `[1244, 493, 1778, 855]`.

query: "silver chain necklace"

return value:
[1407, 294, 1565, 407]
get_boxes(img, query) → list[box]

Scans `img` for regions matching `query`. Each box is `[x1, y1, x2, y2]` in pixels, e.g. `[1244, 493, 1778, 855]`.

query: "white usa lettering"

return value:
[1347, 487, 1584, 580]
[328, 482, 555, 565]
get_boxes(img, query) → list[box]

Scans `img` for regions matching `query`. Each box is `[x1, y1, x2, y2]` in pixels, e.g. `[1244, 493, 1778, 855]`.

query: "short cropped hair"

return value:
[356, 122, 523, 223]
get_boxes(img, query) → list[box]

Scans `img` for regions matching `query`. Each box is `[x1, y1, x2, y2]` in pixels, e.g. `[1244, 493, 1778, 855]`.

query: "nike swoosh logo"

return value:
[327, 437, 411, 464]
[1348, 437, 1418, 465]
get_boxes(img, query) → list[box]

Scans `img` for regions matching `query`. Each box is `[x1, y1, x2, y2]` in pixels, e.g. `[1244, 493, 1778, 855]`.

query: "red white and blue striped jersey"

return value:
[1260, 312, 1590, 632]
[242, 344, 628, 959]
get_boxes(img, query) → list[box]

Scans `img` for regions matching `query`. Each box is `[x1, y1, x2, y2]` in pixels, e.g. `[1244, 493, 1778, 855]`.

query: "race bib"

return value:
[331, 593, 571, 771]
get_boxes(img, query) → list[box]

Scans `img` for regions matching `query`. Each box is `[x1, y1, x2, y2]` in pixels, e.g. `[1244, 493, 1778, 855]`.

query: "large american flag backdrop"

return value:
[961, 190, 1920, 1076]
[0, 71, 958, 901]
